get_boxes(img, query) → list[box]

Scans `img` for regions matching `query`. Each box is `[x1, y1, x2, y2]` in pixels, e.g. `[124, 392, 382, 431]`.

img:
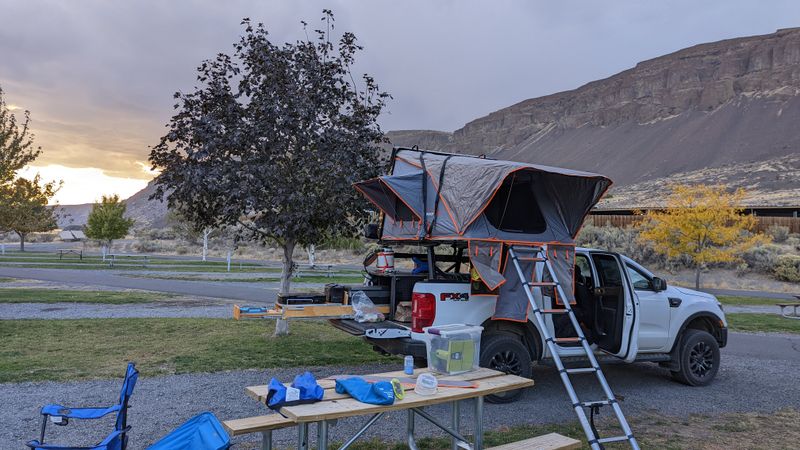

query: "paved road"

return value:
[0, 267, 278, 303]
[1, 332, 798, 449]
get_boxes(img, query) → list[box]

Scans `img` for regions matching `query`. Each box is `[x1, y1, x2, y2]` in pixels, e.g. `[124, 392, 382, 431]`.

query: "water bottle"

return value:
[404, 355, 414, 375]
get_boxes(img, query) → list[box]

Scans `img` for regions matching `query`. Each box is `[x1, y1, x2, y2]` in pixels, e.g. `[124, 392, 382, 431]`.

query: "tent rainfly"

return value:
[354, 148, 613, 315]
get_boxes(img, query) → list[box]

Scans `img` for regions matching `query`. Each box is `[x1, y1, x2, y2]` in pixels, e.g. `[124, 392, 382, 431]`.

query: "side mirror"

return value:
[652, 277, 667, 291]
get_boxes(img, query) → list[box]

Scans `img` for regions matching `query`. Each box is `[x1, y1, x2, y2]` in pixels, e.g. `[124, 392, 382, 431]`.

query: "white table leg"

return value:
[451, 400, 460, 450]
[297, 422, 308, 450]
[474, 396, 484, 450]
[317, 420, 328, 449]
[407, 409, 419, 450]
[261, 430, 272, 450]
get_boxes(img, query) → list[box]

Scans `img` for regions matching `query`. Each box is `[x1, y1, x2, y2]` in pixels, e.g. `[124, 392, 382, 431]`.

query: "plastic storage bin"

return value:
[423, 324, 483, 375]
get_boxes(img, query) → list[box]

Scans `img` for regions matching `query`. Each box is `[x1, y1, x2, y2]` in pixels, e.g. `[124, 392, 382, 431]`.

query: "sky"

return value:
[1, 0, 799, 204]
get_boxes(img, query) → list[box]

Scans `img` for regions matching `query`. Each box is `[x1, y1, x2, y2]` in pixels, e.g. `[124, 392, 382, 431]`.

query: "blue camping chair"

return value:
[26, 362, 139, 450]
[147, 412, 230, 450]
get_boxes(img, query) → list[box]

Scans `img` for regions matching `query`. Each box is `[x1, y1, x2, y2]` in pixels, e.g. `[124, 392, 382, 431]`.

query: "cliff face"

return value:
[57, 180, 168, 229]
[388, 28, 800, 186]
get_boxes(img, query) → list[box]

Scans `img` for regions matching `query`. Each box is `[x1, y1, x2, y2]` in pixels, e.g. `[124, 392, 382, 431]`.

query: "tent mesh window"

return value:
[395, 197, 416, 221]
[484, 173, 546, 234]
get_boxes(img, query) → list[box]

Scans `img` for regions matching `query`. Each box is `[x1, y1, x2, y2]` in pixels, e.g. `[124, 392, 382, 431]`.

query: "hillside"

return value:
[389, 28, 800, 191]
[57, 180, 168, 229]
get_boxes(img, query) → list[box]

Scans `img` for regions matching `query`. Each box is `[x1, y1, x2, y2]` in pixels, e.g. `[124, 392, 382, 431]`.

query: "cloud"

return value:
[18, 164, 149, 205]
[1, 0, 799, 183]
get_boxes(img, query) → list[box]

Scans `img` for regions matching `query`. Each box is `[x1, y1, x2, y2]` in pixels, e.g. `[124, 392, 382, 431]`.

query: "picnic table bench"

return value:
[107, 253, 150, 267]
[292, 263, 335, 278]
[777, 297, 800, 319]
[226, 367, 536, 450]
[57, 249, 83, 260]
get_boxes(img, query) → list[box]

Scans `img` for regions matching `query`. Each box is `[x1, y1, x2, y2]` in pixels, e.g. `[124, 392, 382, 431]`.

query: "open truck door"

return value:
[588, 252, 639, 362]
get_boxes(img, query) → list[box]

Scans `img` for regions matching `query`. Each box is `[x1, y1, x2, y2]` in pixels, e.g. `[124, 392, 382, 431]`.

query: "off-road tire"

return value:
[480, 333, 534, 403]
[670, 329, 720, 386]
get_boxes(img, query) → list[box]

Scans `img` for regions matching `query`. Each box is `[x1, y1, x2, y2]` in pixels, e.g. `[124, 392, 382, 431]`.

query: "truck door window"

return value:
[575, 254, 592, 287]
[625, 264, 653, 291]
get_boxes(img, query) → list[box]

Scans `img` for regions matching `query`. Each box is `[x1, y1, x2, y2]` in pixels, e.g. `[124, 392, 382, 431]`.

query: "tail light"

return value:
[411, 292, 436, 333]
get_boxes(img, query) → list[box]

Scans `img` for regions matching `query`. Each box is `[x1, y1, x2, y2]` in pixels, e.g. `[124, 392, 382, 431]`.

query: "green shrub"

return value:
[318, 235, 365, 251]
[576, 224, 666, 267]
[741, 244, 781, 273]
[766, 225, 790, 243]
[773, 255, 800, 282]
[133, 239, 161, 253]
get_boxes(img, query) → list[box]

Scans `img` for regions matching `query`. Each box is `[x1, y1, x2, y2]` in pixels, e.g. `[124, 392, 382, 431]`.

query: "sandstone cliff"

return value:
[388, 28, 800, 188]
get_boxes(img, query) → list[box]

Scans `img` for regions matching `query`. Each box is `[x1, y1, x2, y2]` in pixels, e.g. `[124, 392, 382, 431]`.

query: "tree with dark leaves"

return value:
[0, 87, 40, 184]
[149, 11, 388, 333]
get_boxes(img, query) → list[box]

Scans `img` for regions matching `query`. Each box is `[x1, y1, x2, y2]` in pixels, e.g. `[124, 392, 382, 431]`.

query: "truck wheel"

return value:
[670, 329, 720, 386]
[480, 333, 533, 403]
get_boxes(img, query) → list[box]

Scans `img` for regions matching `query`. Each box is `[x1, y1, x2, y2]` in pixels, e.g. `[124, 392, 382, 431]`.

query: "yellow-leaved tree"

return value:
[639, 184, 768, 289]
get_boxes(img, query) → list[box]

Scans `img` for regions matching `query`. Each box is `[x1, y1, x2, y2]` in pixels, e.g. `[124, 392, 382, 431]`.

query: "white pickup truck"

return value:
[332, 246, 728, 402]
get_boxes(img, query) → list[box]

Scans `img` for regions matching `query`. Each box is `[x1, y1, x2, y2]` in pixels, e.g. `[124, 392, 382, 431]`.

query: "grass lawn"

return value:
[0, 288, 171, 304]
[717, 295, 786, 306]
[343, 408, 800, 450]
[0, 318, 391, 382]
[726, 313, 800, 334]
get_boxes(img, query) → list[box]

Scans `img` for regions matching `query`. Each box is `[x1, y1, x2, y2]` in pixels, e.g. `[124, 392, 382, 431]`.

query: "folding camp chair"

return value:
[26, 362, 139, 450]
[147, 412, 230, 450]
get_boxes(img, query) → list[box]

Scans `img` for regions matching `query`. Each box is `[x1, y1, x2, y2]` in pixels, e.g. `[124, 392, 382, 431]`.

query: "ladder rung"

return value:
[518, 257, 547, 262]
[528, 281, 557, 287]
[581, 400, 611, 407]
[566, 367, 597, 374]
[598, 436, 631, 444]
[553, 337, 582, 344]
[540, 309, 568, 314]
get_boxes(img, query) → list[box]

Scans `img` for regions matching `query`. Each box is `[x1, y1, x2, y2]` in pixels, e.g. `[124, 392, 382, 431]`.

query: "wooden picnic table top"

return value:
[245, 367, 533, 423]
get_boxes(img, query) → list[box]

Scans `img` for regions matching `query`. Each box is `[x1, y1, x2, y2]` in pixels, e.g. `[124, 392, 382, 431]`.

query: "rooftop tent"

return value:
[354, 148, 612, 244]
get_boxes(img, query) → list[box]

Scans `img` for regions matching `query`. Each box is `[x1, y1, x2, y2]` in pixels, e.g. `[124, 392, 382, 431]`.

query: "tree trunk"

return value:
[18, 232, 26, 252]
[275, 238, 296, 336]
[695, 264, 701, 290]
[202, 228, 210, 261]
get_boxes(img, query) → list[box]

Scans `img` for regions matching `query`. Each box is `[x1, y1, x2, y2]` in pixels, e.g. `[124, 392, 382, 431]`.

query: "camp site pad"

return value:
[244, 367, 533, 449]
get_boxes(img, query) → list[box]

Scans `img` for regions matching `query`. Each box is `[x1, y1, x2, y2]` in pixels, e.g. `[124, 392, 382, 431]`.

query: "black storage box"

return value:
[276, 292, 327, 305]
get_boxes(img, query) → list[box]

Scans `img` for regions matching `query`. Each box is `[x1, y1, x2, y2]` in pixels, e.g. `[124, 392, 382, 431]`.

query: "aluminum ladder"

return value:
[507, 245, 640, 450]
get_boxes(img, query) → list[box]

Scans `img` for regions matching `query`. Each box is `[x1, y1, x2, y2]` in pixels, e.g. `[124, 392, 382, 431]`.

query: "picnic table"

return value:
[57, 248, 83, 260]
[292, 263, 335, 278]
[107, 253, 150, 267]
[240, 367, 533, 450]
[777, 296, 800, 319]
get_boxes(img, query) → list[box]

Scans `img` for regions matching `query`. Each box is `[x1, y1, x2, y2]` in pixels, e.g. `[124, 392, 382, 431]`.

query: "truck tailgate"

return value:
[329, 319, 409, 336]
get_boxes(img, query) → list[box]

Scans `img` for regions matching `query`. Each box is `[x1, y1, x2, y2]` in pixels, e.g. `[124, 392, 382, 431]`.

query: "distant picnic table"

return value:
[107, 253, 150, 267]
[292, 263, 334, 278]
[777, 295, 800, 319]
[57, 249, 83, 260]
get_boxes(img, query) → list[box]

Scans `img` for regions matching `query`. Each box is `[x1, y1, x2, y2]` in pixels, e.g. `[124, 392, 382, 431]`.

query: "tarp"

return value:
[355, 148, 612, 244]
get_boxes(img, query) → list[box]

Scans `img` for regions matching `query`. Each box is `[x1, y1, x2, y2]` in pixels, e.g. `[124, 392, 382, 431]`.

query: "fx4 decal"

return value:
[440, 292, 469, 302]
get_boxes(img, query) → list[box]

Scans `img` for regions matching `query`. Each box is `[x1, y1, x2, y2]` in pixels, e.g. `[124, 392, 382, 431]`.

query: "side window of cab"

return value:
[625, 264, 653, 291]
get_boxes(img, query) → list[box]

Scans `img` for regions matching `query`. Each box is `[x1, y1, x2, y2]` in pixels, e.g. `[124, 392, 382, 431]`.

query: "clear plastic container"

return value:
[422, 324, 483, 375]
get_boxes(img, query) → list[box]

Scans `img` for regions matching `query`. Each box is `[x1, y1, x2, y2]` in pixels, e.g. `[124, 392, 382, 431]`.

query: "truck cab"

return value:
[331, 244, 728, 401]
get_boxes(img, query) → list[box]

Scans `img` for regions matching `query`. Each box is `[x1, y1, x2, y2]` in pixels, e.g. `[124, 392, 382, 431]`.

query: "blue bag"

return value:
[335, 377, 395, 405]
[266, 372, 324, 411]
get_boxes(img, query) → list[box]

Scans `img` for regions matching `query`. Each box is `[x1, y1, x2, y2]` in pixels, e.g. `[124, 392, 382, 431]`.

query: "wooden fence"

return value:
[587, 214, 800, 234]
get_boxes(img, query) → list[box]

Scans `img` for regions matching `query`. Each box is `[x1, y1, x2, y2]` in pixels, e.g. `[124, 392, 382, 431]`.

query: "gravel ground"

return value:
[2, 332, 799, 450]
